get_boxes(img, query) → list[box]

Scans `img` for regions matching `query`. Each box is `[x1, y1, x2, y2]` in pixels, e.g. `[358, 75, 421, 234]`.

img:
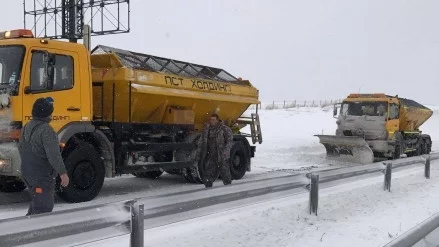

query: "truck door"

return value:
[22, 48, 81, 132]
[387, 103, 400, 135]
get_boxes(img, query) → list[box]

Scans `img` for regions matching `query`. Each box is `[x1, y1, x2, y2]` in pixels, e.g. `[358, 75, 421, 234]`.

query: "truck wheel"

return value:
[230, 142, 249, 180]
[132, 170, 164, 179]
[182, 168, 196, 183]
[392, 142, 401, 160]
[420, 140, 428, 155]
[177, 134, 204, 184]
[0, 180, 26, 193]
[427, 141, 432, 154]
[183, 167, 204, 184]
[57, 143, 105, 203]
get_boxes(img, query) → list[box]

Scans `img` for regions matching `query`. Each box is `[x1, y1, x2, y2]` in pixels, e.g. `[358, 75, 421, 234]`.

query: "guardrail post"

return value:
[130, 203, 144, 247]
[309, 174, 319, 216]
[425, 156, 431, 179]
[384, 162, 392, 192]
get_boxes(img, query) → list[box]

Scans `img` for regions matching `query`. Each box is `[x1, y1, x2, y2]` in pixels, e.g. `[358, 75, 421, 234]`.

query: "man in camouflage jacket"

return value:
[200, 113, 234, 188]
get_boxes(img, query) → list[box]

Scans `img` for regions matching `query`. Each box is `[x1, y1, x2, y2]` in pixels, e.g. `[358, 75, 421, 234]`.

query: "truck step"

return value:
[122, 161, 195, 173]
[122, 142, 194, 152]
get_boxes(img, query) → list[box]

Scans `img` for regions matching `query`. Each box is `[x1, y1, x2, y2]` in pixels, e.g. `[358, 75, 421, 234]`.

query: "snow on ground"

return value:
[249, 107, 336, 173]
[85, 161, 439, 247]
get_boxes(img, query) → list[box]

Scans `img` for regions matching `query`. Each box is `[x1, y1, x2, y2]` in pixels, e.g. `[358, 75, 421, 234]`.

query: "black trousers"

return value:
[24, 180, 55, 216]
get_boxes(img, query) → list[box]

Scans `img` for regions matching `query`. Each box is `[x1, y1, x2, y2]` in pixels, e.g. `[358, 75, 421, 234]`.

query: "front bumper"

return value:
[0, 142, 21, 177]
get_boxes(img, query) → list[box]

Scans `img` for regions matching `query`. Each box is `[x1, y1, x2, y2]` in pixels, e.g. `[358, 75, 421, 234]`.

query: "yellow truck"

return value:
[0, 29, 262, 202]
[316, 93, 432, 164]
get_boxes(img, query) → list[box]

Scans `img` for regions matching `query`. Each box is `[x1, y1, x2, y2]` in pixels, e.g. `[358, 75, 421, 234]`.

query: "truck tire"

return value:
[392, 141, 401, 159]
[177, 134, 204, 184]
[427, 141, 432, 154]
[0, 180, 26, 193]
[57, 143, 105, 203]
[391, 133, 403, 160]
[183, 167, 204, 184]
[420, 140, 428, 155]
[132, 170, 164, 179]
[182, 168, 197, 183]
[230, 142, 249, 180]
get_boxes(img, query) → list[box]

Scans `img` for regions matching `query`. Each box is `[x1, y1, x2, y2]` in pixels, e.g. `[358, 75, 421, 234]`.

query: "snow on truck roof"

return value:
[91, 45, 241, 83]
[346, 93, 430, 110]
[398, 97, 431, 110]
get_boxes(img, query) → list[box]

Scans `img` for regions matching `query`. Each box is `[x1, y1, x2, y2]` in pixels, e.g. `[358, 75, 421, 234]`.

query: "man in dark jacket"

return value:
[18, 98, 69, 216]
[201, 113, 234, 188]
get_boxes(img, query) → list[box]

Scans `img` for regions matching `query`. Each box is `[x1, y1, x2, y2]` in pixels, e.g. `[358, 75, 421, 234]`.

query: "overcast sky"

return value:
[3, 1, 439, 105]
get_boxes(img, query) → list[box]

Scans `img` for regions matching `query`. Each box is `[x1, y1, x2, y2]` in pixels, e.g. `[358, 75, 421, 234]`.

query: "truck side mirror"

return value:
[333, 106, 338, 117]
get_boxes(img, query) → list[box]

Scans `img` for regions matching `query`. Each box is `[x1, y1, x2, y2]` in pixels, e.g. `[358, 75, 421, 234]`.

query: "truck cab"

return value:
[0, 29, 93, 192]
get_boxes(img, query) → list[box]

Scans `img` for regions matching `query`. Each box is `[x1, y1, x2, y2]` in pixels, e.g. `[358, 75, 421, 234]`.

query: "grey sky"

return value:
[2, 1, 439, 104]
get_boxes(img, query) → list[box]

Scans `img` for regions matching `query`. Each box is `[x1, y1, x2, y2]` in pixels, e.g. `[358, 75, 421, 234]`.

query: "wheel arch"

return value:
[58, 123, 115, 178]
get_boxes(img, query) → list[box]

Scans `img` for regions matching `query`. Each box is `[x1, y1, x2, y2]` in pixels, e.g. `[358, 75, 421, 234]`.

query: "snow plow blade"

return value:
[315, 135, 374, 164]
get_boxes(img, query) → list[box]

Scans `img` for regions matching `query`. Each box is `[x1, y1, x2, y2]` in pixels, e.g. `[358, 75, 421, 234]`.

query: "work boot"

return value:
[205, 183, 213, 188]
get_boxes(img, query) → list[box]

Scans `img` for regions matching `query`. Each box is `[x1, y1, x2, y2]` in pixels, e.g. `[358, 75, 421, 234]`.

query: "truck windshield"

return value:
[341, 101, 388, 117]
[0, 46, 25, 95]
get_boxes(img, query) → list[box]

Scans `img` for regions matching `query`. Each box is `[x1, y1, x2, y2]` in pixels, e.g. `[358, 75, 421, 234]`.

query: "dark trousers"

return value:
[203, 158, 232, 187]
[24, 180, 55, 216]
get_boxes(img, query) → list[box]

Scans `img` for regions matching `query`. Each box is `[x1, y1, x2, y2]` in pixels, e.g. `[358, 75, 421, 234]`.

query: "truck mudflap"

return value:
[315, 135, 374, 164]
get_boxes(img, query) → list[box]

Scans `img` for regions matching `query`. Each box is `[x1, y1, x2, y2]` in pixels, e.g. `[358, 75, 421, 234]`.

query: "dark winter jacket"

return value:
[200, 121, 234, 163]
[18, 117, 67, 184]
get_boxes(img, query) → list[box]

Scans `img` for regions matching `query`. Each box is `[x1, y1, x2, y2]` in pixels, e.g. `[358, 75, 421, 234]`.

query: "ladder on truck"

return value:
[237, 112, 263, 144]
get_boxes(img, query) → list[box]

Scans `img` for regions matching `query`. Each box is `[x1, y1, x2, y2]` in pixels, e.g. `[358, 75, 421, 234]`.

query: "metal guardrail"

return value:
[383, 212, 439, 247]
[0, 200, 144, 247]
[308, 154, 439, 183]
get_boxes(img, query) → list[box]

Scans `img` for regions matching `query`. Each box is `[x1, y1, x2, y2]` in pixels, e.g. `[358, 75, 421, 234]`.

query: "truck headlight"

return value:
[0, 159, 12, 173]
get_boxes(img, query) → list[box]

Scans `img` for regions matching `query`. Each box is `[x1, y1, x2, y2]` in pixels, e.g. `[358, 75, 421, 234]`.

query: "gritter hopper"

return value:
[90, 45, 260, 132]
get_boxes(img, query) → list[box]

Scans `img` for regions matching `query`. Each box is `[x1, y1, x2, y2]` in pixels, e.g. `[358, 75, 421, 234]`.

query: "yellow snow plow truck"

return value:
[316, 93, 432, 164]
[0, 29, 262, 202]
